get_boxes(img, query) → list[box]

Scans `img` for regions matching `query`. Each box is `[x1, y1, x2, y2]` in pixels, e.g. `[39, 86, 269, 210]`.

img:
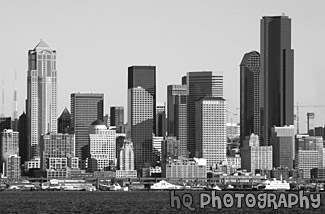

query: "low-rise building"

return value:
[162, 158, 206, 179]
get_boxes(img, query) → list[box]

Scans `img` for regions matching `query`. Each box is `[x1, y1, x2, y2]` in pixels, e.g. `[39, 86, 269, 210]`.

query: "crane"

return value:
[295, 102, 325, 134]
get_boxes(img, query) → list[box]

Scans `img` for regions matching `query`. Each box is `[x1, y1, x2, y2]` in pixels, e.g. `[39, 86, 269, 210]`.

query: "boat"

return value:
[109, 183, 122, 191]
[150, 180, 183, 190]
[256, 178, 290, 191]
[191, 184, 206, 191]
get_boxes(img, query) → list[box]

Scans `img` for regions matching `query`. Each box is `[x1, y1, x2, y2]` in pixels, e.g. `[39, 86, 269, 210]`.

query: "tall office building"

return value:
[270, 125, 295, 169]
[18, 112, 28, 164]
[128, 66, 156, 169]
[0, 117, 11, 132]
[70, 93, 104, 160]
[155, 104, 166, 137]
[119, 140, 134, 171]
[240, 51, 260, 146]
[110, 106, 124, 132]
[58, 108, 71, 134]
[27, 40, 57, 159]
[307, 113, 315, 135]
[167, 85, 188, 156]
[260, 16, 294, 146]
[187, 71, 223, 157]
[195, 97, 227, 167]
[88, 120, 116, 171]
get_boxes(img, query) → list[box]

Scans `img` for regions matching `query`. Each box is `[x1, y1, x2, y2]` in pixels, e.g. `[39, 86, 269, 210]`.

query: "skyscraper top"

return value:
[262, 15, 289, 19]
[34, 39, 50, 50]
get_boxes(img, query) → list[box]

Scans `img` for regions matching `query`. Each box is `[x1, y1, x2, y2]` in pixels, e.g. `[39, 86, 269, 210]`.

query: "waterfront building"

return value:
[195, 97, 227, 166]
[162, 157, 207, 179]
[71, 93, 104, 161]
[0, 129, 20, 178]
[128, 66, 156, 169]
[40, 132, 76, 171]
[260, 15, 294, 145]
[58, 108, 71, 134]
[88, 120, 116, 171]
[167, 84, 188, 156]
[226, 155, 241, 170]
[24, 157, 40, 171]
[241, 134, 273, 172]
[270, 125, 295, 169]
[187, 71, 223, 157]
[27, 40, 57, 159]
[239, 51, 260, 146]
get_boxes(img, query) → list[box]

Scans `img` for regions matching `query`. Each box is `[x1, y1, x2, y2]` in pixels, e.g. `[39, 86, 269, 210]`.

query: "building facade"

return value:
[58, 108, 71, 134]
[240, 51, 260, 146]
[162, 158, 207, 179]
[70, 93, 104, 160]
[27, 40, 57, 159]
[260, 16, 294, 145]
[110, 106, 124, 133]
[270, 125, 295, 169]
[187, 71, 223, 157]
[128, 66, 156, 169]
[156, 104, 166, 137]
[195, 97, 227, 167]
[89, 120, 116, 171]
[40, 132, 76, 171]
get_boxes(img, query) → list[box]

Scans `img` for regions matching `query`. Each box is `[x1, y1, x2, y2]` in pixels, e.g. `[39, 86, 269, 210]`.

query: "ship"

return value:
[256, 177, 290, 191]
[150, 180, 183, 190]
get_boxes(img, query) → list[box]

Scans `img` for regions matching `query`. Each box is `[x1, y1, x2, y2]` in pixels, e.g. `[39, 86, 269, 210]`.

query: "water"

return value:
[0, 191, 324, 213]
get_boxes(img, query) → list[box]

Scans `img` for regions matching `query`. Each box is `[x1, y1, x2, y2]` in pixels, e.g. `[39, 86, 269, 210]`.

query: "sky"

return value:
[0, 0, 325, 133]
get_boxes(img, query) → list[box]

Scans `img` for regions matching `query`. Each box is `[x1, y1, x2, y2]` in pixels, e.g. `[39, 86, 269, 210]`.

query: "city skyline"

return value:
[0, 1, 325, 133]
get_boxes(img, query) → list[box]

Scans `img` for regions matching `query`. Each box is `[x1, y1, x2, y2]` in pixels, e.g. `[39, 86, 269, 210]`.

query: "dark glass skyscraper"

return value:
[240, 51, 260, 147]
[58, 107, 71, 134]
[260, 15, 294, 146]
[187, 71, 223, 157]
[70, 93, 103, 160]
[128, 66, 156, 169]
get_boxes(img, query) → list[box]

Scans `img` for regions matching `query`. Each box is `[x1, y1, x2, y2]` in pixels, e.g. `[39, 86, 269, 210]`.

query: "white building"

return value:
[89, 120, 116, 170]
[116, 140, 137, 178]
[27, 40, 57, 159]
[162, 158, 207, 179]
[196, 97, 227, 166]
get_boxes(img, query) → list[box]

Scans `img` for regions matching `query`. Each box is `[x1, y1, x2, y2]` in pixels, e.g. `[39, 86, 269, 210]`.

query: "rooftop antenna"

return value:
[13, 69, 18, 119]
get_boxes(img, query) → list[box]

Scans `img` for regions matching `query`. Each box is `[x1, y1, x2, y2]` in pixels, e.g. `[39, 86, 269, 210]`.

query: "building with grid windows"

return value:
[110, 106, 124, 133]
[71, 93, 104, 161]
[260, 16, 294, 145]
[187, 71, 223, 158]
[0, 129, 20, 178]
[27, 40, 57, 159]
[270, 125, 295, 169]
[240, 51, 260, 146]
[161, 136, 180, 163]
[195, 97, 226, 167]
[241, 134, 273, 172]
[128, 66, 156, 170]
[116, 139, 137, 178]
[88, 120, 116, 171]
[167, 84, 188, 157]
[40, 133, 76, 171]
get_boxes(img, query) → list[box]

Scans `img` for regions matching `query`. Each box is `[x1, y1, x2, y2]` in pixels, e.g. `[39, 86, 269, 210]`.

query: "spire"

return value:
[12, 69, 18, 120]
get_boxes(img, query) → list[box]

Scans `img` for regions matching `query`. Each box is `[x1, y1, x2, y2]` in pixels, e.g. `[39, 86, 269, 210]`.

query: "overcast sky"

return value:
[0, 0, 324, 133]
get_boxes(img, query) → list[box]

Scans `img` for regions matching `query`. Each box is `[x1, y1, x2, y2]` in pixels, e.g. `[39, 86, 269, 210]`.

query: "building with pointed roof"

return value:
[27, 40, 57, 159]
[58, 108, 71, 134]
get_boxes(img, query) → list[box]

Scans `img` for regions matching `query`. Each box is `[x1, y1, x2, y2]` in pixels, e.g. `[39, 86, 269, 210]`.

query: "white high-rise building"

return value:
[119, 140, 134, 171]
[27, 40, 57, 159]
[89, 120, 116, 170]
[195, 97, 227, 167]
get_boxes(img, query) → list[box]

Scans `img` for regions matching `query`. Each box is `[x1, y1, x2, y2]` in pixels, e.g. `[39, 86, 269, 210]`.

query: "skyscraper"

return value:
[128, 66, 156, 169]
[155, 104, 166, 137]
[27, 40, 57, 159]
[195, 97, 227, 167]
[70, 93, 104, 160]
[58, 108, 71, 134]
[110, 106, 124, 133]
[187, 71, 223, 157]
[240, 51, 260, 146]
[260, 16, 294, 146]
